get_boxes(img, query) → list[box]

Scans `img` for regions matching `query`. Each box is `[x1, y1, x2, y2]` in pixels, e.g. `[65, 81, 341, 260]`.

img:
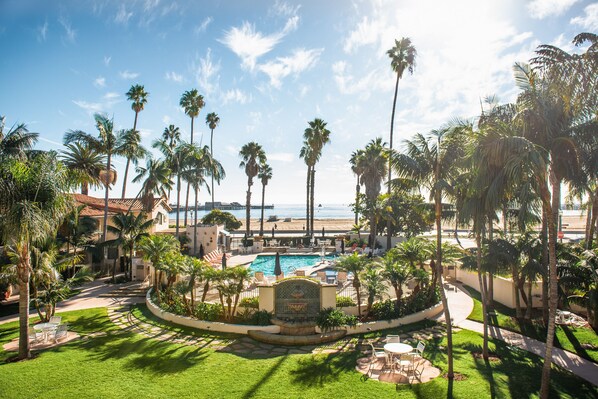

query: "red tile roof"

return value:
[71, 194, 171, 217]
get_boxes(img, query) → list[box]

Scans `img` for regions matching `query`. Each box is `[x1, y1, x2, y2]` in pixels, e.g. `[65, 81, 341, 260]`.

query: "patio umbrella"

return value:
[340, 239, 345, 254]
[199, 244, 205, 260]
[272, 227, 275, 237]
[322, 227, 325, 237]
[274, 252, 282, 277]
[221, 253, 227, 270]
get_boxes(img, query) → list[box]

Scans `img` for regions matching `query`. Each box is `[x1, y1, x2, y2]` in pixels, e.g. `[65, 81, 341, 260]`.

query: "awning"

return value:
[219, 229, 231, 236]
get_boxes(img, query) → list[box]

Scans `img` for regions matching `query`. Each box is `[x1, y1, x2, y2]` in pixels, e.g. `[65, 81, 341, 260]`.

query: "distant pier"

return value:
[170, 201, 274, 212]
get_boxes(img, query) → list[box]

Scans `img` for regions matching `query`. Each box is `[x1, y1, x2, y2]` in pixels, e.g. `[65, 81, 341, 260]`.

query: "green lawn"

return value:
[463, 285, 598, 364]
[0, 307, 596, 398]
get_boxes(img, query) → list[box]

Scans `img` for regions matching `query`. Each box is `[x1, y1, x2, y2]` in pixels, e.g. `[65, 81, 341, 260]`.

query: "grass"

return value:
[0, 307, 596, 398]
[463, 285, 598, 363]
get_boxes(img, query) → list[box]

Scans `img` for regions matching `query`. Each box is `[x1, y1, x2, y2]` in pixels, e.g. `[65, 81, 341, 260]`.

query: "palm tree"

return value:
[299, 142, 316, 236]
[60, 143, 105, 195]
[181, 144, 224, 254]
[362, 264, 386, 315]
[386, 37, 417, 249]
[0, 152, 71, 359]
[335, 253, 369, 317]
[206, 112, 221, 208]
[138, 234, 180, 298]
[124, 84, 149, 197]
[355, 138, 388, 248]
[153, 125, 182, 201]
[378, 249, 413, 307]
[303, 119, 331, 233]
[171, 141, 191, 237]
[391, 127, 465, 380]
[64, 114, 124, 246]
[131, 158, 173, 212]
[57, 204, 99, 276]
[180, 89, 205, 227]
[258, 163, 273, 236]
[239, 142, 266, 237]
[180, 256, 210, 314]
[105, 212, 153, 281]
[119, 129, 147, 198]
[0, 116, 38, 160]
[349, 150, 364, 225]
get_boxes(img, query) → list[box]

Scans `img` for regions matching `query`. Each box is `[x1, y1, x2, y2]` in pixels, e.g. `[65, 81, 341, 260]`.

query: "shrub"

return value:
[316, 307, 358, 332]
[194, 302, 223, 321]
[336, 295, 356, 308]
[371, 299, 399, 320]
[251, 310, 273, 326]
[370, 286, 442, 321]
[239, 296, 259, 309]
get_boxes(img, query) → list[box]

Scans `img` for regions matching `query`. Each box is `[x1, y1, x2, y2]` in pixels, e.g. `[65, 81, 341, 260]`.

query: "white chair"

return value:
[368, 343, 388, 376]
[396, 353, 414, 374]
[53, 325, 68, 343]
[29, 328, 44, 344]
[410, 342, 426, 378]
[385, 334, 400, 343]
[49, 316, 62, 325]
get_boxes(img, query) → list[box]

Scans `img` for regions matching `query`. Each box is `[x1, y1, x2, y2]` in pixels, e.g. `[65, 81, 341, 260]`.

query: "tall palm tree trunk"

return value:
[310, 169, 316, 234]
[354, 177, 360, 225]
[122, 111, 139, 198]
[513, 264, 522, 318]
[306, 166, 311, 236]
[539, 175, 559, 399]
[194, 187, 199, 255]
[175, 173, 181, 237]
[17, 245, 31, 360]
[387, 73, 400, 250]
[82, 181, 89, 196]
[185, 117, 195, 226]
[260, 182, 266, 236]
[245, 176, 252, 237]
[210, 128, 215, 209]
[487, 216, 494, 310]
[587, 192, 598, 249]
[476, 233, 489, 359]
[435, 180, 454, 379]
[541, 209, 549, 322]
[102, 152, 111, 243]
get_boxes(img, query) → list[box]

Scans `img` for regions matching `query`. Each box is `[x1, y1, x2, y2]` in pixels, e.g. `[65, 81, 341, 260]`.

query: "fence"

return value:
[239, 287, 260, 300]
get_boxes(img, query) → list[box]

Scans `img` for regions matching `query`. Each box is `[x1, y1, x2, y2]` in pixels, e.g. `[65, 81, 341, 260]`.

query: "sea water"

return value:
[169, 203, 355, 220]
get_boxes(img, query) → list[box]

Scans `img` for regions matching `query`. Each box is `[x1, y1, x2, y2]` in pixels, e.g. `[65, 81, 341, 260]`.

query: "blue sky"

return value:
[0, 0, 596, 205]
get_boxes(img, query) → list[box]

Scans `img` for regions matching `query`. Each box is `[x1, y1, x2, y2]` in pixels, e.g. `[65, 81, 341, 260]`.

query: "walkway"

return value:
[443, 282, 598, 387]
[0, 277, 145, 325]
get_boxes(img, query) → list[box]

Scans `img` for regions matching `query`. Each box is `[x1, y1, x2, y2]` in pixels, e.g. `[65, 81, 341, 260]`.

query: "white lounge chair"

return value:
[53, 325, 68, 343]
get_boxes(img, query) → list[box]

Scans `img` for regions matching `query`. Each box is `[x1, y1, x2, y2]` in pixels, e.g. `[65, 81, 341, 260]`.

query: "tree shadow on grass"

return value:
[290, 352, 355, 387]
[559, 325, 590, 360]
[241, 355, 288, 399]
[82, 334, 209, 375]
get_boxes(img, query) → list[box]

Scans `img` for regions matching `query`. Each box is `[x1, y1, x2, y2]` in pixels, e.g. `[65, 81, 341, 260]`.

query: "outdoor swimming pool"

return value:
[249, 255, 337, 276]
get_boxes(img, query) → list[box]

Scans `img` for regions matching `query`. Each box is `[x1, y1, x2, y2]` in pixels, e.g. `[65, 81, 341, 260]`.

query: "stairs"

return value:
[100, 284, 148, 298]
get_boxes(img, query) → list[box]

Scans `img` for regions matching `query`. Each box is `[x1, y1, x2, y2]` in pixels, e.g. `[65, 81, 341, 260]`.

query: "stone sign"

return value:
[274, 279, 320, 322]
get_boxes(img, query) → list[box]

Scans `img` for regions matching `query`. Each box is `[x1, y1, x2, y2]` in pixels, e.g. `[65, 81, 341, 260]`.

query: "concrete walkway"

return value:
[443, 282, 598, 387]
[0, 277, 145, 325]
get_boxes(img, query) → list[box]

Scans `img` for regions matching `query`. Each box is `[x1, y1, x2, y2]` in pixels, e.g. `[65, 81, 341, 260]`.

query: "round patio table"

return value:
[384, 343, 413, 356]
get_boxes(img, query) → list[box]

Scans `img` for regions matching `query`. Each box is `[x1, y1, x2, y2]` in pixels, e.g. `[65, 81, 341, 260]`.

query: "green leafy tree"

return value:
[202, 209, 242, 231]
[118, 128, 147, 199]
[60, 143, 105, 195]
[239, 142, 266, 237]
[138, 234, 180, 298]
[335, 253, 369, 317]
[132, 158, 173, 212]
[378, 249, 414, 307]
[362, 264, 386, 315]
[0, 116, 38, 160]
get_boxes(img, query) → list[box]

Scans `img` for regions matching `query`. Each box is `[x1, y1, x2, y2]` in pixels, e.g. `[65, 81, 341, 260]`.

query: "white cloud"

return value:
[119, 70, 139, 79]
[331, 61, 390, 99]
[225, 145, 239, 156]
[165, 71, 184, 83]
[258, 48, 323, 88]
[219, 18, 298, 70]
[162, 115, 171, 125]
[192, 48, 220, 96]
[270, 0, 301, 17]
[58, 15, 76, 44]
[72, 100, 104, 114]
[37, 21, 48, 42]
[138, 128, 152, 138]
[194, 16, 213, 34]
[103, 92, 120, 100]
[343, 16, 380, 53]
[268, 152, 294, 162]
[571, 3, 598, 30]
[246, 111, 262, 133]
[93, 76, 106, 88]
[528, 0, 579, 19]
[73, 92, 121, 114]
[104, 55, 111, 66]
[114, 4, 133, 25]
[221, 89, 252, 105]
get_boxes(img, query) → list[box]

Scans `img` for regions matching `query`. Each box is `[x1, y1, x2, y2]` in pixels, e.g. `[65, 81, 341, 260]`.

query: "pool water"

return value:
[249, 255, 337, 276]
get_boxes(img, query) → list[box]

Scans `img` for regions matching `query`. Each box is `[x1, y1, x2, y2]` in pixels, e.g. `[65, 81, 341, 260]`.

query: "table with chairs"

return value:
[367, 334, 427, 382]
[31, 316, 68, 344]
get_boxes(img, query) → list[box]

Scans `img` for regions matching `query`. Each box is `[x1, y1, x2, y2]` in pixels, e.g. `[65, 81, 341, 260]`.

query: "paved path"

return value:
[0, 277, 145, 325]
[443, 282, 598, 387]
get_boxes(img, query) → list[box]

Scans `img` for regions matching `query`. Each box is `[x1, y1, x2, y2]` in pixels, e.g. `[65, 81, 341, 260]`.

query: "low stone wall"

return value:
[343, 302, 444, 335]
[145, 290, 281, 335]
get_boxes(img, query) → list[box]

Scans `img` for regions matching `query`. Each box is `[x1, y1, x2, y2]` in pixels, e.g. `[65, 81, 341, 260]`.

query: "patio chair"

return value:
[410, 342, 426, 378]
[49, 316, 62, 325]
[53, 324, 68, 343]
[29, 328, 44, 344]
[385, 334, 400, 343]
[396, 353, 414, 375]
[368, 343, 388, 376]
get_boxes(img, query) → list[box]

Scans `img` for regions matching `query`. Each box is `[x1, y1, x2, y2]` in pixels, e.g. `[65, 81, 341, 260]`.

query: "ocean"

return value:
[169, 203, 355, 220]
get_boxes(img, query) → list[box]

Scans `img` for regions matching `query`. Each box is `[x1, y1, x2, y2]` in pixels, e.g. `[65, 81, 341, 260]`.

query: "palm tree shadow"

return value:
[241, 355, 288, 398]
[290, 352, 354, 387]
[560, 325, 590, 360]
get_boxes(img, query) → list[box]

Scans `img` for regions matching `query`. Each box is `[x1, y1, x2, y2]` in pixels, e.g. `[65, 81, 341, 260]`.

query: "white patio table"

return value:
[384, 343, 413, 371]
[34, 322, 58, 342]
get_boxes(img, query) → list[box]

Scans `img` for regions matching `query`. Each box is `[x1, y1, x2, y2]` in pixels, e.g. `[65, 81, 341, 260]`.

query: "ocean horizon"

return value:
[169, 203, 355, 220]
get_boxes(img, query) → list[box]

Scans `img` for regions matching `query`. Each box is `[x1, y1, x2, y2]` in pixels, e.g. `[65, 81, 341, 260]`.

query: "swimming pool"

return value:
[249, 255, 337, 276]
